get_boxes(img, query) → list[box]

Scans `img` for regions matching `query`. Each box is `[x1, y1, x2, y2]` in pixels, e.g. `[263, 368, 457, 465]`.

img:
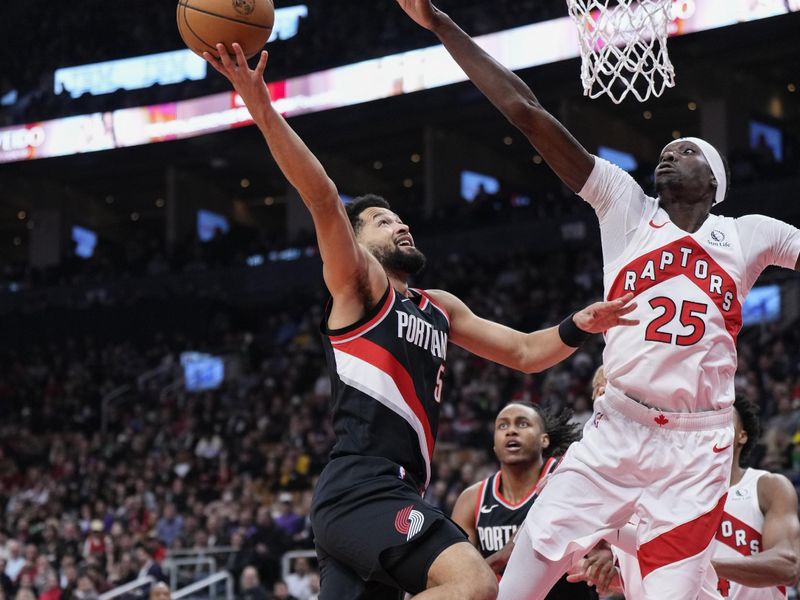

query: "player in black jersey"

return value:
[204, 44, 638, 600]
[452, 401, 607, 600]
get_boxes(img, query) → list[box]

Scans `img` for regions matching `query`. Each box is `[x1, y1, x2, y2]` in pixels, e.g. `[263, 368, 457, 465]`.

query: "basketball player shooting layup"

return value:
[395, 1, 800, 598]
[203, 43, 636, 600]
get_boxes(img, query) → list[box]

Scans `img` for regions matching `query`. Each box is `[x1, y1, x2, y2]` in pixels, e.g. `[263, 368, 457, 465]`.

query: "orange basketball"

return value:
[177, 0, 275, 60]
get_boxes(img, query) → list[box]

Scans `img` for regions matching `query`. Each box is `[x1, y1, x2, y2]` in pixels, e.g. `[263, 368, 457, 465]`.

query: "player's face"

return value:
[493, 404, 549, 466]
[357, 207, 426, 275]
[654, 140, 717, 202]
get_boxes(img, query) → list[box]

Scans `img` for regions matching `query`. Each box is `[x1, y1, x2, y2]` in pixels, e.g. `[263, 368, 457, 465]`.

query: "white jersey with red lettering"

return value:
[713, 469, 787, 599]
[581, 158, 800, 413]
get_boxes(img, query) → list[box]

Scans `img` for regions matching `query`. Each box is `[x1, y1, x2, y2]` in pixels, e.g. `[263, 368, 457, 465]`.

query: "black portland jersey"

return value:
[321, 285, 449, 490]
[474, 458, 559, 558]
[475, 458, 597, 600]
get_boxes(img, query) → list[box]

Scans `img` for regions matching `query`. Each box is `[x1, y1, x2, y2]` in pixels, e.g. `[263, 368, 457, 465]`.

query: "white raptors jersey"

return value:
[713, 469, 786, 599]
[580, 158, 800, 412]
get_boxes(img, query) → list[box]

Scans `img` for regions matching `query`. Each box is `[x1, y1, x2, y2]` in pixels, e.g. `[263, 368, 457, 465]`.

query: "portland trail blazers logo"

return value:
[395, 505, 425, 541]
[232, 0, 255, 16]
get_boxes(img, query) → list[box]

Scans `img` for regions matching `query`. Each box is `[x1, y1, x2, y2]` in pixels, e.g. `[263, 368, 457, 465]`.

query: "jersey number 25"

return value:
[645, 297, 708, 346]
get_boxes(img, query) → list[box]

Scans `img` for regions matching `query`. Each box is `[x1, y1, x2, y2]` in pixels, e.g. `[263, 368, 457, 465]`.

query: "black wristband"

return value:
[558, 313, 591, 348]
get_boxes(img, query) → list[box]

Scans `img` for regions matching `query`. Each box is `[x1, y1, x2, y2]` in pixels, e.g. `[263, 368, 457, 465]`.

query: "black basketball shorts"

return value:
[311, 455, 467, 599]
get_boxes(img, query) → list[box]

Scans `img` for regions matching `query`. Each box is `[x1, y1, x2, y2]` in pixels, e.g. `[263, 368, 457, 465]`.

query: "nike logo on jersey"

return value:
[479, 504, 499, 514]
[649, 219, 668, 229]
[713, 443, 732, 453]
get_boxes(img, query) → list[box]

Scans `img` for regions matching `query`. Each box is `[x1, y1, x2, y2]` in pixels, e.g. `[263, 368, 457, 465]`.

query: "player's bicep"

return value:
[451, 486, 479, 547]
[310, 199, 384, 296]
[427, 290, 526, 370]
[761, 475, 800, 554]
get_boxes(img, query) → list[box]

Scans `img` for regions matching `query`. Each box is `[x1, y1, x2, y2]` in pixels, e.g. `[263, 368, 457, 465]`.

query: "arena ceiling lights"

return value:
[1, 0, 797, 164]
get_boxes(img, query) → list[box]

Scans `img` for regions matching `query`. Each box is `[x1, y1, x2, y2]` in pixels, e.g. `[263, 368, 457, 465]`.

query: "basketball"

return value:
[177, 0, 275, 60]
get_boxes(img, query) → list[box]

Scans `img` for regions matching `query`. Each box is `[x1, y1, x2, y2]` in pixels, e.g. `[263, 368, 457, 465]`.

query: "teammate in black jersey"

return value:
[452, 401, 607, 599]
[204, 44, 637, 600]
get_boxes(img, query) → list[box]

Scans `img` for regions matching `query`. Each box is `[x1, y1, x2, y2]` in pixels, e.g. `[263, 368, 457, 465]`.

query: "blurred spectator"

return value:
[269, 581, 297, 600]
[147, 582, 170, 600]
[134, 546, 163, 584]
[71, 575, 97, 600]
[155, 504, 184, 548]
[37, 571, 61, 600]
[283, 558, 313, 600]
[273, 496, 302, 539]
[4, 542, 25, 584]
[239, 566, 269, 600]
[306, 573, 319, 600]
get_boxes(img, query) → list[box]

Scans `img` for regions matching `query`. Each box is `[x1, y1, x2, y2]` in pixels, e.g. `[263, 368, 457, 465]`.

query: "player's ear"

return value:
[540, 433, 550, 449]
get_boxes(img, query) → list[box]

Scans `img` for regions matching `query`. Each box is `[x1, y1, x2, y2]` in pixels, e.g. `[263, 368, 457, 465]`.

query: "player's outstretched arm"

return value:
[203, 44, 384, 299]
[451, 483, 480, 548]
[425, 290, 637, 373]
[712, 473, 800, 587]
[394, 0, 594, 192]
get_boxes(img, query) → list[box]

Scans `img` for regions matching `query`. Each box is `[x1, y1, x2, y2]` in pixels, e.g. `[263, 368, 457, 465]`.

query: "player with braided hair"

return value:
[451, 402, 609, 599]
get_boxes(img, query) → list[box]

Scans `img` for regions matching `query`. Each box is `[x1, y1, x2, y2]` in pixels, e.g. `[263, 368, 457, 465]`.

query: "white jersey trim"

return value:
[332, 347, 432, 489]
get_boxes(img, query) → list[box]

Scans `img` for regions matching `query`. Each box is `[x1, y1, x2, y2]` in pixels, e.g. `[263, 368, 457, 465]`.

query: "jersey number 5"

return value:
[433, 364, 445, 403]
[645, 297, 708, 346]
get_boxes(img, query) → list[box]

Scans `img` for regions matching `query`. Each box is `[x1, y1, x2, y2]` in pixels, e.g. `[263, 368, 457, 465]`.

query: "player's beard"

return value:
[373, 245, 427, 276]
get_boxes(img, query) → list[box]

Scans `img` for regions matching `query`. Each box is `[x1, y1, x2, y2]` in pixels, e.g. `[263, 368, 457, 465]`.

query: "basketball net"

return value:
[567, 0, 676, 103]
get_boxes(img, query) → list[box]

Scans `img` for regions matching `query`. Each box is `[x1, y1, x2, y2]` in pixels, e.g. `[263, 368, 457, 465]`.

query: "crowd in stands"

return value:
[1, 242, 799, 599]
[3, 143, 796, 297]
[1, 0, 566, 127]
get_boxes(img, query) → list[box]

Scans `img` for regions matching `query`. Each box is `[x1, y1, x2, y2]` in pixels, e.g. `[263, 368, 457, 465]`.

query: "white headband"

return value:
[663, 137, 727, 205]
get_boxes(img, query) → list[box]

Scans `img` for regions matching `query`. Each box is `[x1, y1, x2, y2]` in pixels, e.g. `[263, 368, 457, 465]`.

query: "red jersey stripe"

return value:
[333, 336, 435, 463]
[329, 287, 395, 344]
[638, 494, 727, 580]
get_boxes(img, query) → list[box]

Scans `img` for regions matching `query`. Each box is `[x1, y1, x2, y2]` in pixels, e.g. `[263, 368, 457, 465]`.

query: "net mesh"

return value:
[567, 0, 676, 103]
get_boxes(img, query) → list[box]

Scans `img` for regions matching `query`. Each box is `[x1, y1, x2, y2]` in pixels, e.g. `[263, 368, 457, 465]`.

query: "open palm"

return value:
[203, 43, 272, 111]
[574, 292, 638, 334]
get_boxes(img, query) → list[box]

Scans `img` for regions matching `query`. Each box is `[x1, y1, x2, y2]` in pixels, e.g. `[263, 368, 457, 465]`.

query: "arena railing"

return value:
[172, 571, 233, 600]
[98, 576, 154, 600]
[164, 556, 218, 594]
[281, 549, 317, 582]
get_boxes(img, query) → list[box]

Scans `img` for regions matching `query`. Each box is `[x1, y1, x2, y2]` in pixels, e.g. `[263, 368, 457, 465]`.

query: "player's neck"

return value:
[730, 459, 745, 487]
[388, 272, 411, 296]
[499, 457, 544, 504]
[659, 198, 711, 234]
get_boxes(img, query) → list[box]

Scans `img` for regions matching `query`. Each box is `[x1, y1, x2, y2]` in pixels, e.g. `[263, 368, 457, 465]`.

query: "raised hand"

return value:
[394, 0, 444, 30]
[573, 292, 638, 334]
[203, 43, 272, 113]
